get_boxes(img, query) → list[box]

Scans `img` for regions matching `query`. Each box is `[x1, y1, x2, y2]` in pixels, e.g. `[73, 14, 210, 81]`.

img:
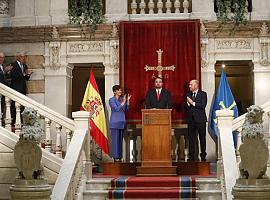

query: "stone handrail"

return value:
[0, 83, 75, 131]
[51, 111, 91, 200]
[51, 129, 88, 200]
[233, 100, 270, 131]
[0, 83, 76, 156]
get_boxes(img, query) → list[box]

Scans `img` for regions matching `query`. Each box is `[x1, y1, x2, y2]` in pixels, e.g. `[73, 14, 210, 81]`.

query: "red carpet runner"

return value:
[109, 176, 196, 199]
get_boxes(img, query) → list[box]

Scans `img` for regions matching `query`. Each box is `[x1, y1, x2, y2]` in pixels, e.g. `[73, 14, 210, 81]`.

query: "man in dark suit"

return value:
[10, 52, 33, 125]
[145, 77, 172, 109]
[10, 52, 32, 95]
[184, 80, 207, 162]
[0, 51, 12, 86]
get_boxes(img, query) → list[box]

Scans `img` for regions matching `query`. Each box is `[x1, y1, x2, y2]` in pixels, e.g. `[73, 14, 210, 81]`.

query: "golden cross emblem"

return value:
[144, 49, 175, 78]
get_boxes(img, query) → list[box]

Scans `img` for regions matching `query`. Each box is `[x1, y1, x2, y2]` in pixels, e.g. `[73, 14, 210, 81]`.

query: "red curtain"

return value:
[119, 20, 201, 125]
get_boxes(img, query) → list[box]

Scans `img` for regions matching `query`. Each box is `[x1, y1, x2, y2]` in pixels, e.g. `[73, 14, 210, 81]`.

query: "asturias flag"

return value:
[80, 69, 109, 154]
[210, 69, 239, 146]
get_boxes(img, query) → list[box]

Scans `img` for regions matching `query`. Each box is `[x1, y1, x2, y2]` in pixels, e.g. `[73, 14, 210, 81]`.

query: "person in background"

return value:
[10, 52, 33, 126]
[145, 77, 172, 109]
[184, 79, 207, 162]
[0, 51, 12, 86]
[109, 85, 131, 162]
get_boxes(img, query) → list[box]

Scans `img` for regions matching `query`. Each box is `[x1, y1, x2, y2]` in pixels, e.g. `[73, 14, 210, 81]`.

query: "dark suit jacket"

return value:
[184, 90, 207, 123]
[0, 66, 10, 86]
[10, 61, 30, 94]
[145, 88, 172, 109]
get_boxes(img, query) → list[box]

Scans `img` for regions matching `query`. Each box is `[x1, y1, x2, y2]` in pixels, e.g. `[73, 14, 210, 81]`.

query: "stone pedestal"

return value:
[10, 179, 51, 200]
[232, 179, 270, 199]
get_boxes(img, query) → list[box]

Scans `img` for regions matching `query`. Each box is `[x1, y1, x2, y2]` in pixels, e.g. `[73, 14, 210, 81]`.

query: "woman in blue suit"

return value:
[109, 85, 131, 162]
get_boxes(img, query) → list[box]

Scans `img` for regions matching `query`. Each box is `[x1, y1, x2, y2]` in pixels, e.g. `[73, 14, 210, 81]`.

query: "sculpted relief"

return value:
[0, 0, 8, 15]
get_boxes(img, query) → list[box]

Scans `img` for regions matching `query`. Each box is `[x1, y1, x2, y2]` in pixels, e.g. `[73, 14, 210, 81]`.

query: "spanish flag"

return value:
[80, 69, 109, 154]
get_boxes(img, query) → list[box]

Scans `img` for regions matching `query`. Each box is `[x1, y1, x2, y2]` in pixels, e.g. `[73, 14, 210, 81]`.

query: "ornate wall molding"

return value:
[259, 23, 270, 66]
[216, 39, 252, 50]
[201, 22, 208, 68]
[109, 40, 119, 69]
[49, 42, 61, 70]
[67, 41, 104, 54]
[0, 0, 8, 15]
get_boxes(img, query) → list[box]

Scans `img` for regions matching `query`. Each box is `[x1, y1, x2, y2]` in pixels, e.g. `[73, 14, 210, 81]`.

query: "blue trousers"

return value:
[110, 129, 123, 159]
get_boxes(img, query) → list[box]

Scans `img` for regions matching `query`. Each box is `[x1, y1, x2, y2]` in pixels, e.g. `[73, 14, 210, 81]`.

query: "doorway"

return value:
[215, 60, 254, 115]
[72, 63, 105, 113]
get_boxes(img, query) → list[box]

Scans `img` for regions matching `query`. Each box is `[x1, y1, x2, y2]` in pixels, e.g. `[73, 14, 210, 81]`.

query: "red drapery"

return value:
[119, 20, 201, 125]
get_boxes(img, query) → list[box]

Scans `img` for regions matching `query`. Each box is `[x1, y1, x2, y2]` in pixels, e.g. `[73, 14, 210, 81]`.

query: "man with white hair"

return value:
[0, 51, 12, 85]
[10, 51, 33, 94]
[184, 79, 207, 162]
[10, 51, 33, 126]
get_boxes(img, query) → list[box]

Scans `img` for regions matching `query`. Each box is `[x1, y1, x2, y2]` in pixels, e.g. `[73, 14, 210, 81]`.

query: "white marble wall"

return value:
[0, 0, 68, 27]
[251, 0, 270, 21]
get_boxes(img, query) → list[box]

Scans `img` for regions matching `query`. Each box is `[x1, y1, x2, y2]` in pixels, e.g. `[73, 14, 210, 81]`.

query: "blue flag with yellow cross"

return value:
[210, 69, 238, 147]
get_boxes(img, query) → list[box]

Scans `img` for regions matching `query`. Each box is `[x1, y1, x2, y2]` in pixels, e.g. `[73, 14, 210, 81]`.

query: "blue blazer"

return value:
[109, 96, 128, 129]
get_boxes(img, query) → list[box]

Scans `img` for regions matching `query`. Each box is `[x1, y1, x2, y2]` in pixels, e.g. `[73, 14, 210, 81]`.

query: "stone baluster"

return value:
[183, 0, 189, 13]
[66, 129, 72, 150]
[55, 123, 62, 158]
[148, 0, 155, 14]
[132, 135, 137, 162]
[131, 0, 137, 14]
[4, 97, 12, 131]
[174, 0, 181, 13]
[45, 118, 52, 152]
[165, 0, 172, 13]
[139, 0, 146, 14]
[136, 135, 142, 161]
[236, 128, 242, 163]
[157, 0, 163, 14]
[123, 129, 131, 162]
[14, 102, 22, 135]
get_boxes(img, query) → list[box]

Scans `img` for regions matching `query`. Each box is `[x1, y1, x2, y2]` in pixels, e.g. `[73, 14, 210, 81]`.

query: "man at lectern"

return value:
[184, 79, 207, 162]
[145, 77, 172, 109]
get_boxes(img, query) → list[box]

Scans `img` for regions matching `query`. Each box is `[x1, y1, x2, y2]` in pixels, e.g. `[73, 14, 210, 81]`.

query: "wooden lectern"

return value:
[137, 109, 177, 176]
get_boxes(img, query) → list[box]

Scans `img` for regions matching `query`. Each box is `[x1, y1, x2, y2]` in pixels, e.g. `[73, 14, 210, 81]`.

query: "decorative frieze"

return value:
[216, 39, 252, 50]
[67, 41, 104, 54]
[0, 0, 8, 15]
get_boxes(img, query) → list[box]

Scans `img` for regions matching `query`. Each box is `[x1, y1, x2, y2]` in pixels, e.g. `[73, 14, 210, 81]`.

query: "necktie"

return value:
[0, 65, 3, 72]
[157, 90, 160, 101]
[20, 63, 24, 73]
[192, 92, 196, 100]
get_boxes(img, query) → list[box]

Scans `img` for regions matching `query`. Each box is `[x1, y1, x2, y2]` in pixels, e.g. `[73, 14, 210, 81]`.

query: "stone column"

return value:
[253, 65, 270, 106]
[35, 0, 51, 25]
[105, 0, 128, 22]
[50, 0, 69, 25]
[11, 0, 36, 26]
[251, 0, 270, 20]
[201, 29, 216, 162]
[191, 0, 216, 20]
[44, 41, 73, 117]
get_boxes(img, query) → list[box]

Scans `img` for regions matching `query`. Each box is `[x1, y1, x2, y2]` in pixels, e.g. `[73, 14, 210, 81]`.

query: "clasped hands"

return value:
[187, 96, 194, 106]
